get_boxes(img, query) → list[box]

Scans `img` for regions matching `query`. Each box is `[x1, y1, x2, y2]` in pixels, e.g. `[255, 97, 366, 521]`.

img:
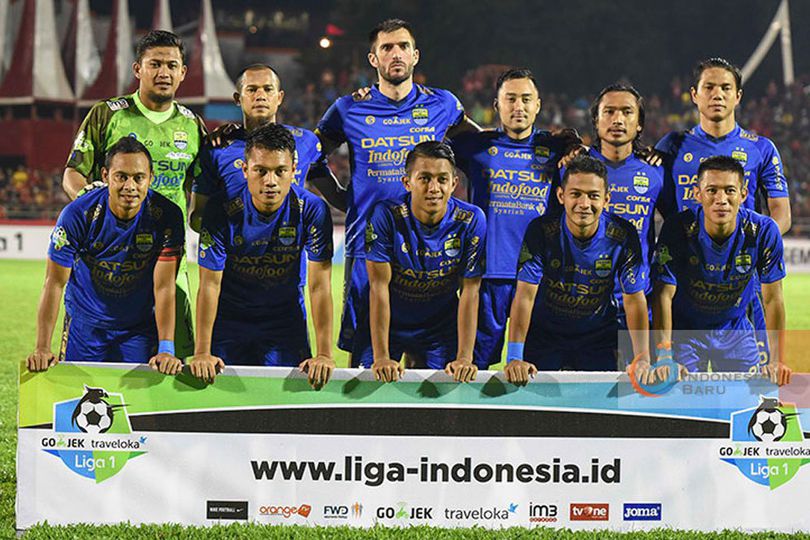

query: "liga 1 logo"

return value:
[720, 396, 810, 489]
[41, 385, 146, 482]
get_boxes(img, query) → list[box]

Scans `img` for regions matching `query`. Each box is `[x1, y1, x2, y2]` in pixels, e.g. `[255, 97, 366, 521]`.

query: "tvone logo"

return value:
[529, 502, 558, 523]
[570, 503, 609, 521]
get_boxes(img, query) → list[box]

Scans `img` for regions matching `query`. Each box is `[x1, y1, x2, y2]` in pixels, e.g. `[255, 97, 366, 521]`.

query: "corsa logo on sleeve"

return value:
[41, 385, 146, 483]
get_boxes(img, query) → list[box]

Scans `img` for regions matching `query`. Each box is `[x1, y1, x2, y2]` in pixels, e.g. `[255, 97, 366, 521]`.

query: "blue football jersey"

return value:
[198, 183, 333, 321]
[655, 124, 789, 217]
[365, 194, 485, 328]
[450, 129, 567, 279]
[517, 212, 647, 344]
[653, 207, 785, 330]
[316, 84, 465, 257]
[48, 188, 185, 329]
[193, 124, 322, 196]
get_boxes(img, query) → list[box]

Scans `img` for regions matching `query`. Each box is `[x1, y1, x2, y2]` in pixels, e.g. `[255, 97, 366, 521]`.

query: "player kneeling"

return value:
[652, 155, 791, 385]
[505, 155, 650, 384]
[359, 141, 485, 382]
[190, 124, 334, 388]
[27, 137, 184, 374]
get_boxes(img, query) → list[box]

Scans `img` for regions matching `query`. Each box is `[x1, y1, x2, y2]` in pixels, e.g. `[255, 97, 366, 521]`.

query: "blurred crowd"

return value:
[3, 68, 810, 235]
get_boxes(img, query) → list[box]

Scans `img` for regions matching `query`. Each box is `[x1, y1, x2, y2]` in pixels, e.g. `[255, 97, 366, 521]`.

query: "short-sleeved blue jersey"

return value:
[450, 129, 567, 279]
[517, 212, 647, 344]
[653, 207, 785, 330]
[198, 183, 333, 321]
[48, 188, 185, 329]
[316, 84, 465, 257]
[365, 194, 485, 328]
[193, 124, 322, 196]
[655, 124, 789, 217]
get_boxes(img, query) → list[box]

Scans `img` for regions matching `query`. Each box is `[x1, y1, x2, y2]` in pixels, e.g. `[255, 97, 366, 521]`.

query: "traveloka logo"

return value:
[443, 503, 517, 521]
[720, 397, 810, 489]
[41, 385, 146, 482]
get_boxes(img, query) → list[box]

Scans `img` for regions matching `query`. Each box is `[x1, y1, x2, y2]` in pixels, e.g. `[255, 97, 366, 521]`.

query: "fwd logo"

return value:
[323, 505, 349, 519]
[570, 503, 609, 521]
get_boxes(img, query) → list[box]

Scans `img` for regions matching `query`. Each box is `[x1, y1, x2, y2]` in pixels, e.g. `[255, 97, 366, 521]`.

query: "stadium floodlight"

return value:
[741, 0, 794, 85]
[319, 37, 332, 49]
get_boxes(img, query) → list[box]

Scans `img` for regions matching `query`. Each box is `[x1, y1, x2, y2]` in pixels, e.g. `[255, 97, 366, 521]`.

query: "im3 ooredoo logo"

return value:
[41, 385, 147, 483]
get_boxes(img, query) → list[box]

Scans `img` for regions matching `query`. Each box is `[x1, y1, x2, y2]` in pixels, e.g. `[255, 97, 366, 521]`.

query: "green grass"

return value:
[2, 259, 809, 538]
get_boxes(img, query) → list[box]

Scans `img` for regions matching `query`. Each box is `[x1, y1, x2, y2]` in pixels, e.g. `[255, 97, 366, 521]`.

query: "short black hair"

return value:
[369, 19, 415, 50]
[495, 68, 539, 94]
[697, 155, 745, 186]
[135, 30, 185, 64]
[245, 123, 296, 161]
[691, 57, 743, 92]
[561, 154, 608, 191]
[104, 136, 153, 171]
[405, 141, 455, 173]
[235, 64, 282, 93]
[589, 83, 646, 146]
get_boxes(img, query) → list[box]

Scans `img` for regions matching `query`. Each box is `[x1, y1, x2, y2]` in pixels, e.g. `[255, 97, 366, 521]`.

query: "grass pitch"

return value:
[2, 259, 809, 538]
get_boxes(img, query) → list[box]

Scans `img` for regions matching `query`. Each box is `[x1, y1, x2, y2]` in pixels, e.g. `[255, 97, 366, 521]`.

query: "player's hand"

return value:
[148, 352, 183, 375]
[444, 358, 478, 383]
[207, 122, 241, 148]
[299, 355, 335, 389]
[352, 86, 372, 101]
[654, 361, 689, 382]
[76, 180, 107, 198]
[504, 359, 537, 386]
[762, 361, 792, 386]
[557, 144, 589, 169]
[27, 347, 58, 372]
[189, 353, 224, 383]
[372, 358, 404, 383]
[635, 146, 664, 167]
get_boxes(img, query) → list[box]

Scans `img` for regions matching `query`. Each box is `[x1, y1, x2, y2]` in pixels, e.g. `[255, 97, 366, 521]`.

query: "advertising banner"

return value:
[16, 363, 810, 531]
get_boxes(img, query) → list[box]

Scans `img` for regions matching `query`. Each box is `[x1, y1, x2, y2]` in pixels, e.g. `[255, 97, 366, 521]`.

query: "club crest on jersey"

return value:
[633, 174, 649, 194]
[488, 146, 499, 156]
[135, 233, 153, 252]
[412, 107, 429, 126]
[731, 149, 748, 165]
[278, 226, 296, 246]
[444, 237, 461, 257]
[595, 257, 612, 278]
[735, 253, 752, 274]
[535, 146, 550, 158]
[173, 131, 188, 150]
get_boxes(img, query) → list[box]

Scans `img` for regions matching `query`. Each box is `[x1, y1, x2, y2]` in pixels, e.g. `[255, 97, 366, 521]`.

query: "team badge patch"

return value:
[444, 237, 461, 257]
[135, 233, 154, 252]
[732, 150, 748, 164]
[594, 257, 612, 278]
[51, 227, 69, 251]
[278, 226, 296, 246]
[735, 253, 753, 274]
[633, 174, 649, 194]
[412, 107, 429, 126]
[173, 131, 188, 150]
[535, 146, 550, 158]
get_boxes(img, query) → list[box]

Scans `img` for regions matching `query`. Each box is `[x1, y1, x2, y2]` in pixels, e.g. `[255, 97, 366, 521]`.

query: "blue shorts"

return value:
[524, 326, 619, 371]
[473, 278, 516, 368]
[212, 297, 310, 367]
[352, 317, 457, 369]
[60, 314, 156, 363]
[673, 316, 760, 372]
[338, 256, 369, 352]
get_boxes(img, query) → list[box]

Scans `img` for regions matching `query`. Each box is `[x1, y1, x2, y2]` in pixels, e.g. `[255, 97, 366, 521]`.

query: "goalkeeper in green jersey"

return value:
[63, 30, 207, 360]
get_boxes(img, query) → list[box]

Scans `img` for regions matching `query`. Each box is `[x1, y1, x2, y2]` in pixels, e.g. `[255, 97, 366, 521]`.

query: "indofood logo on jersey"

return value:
[412, 107, 429, 126]
[633, 174, 649, 194]
[41, 385, 147, 483]
[719, 397, 810, 490]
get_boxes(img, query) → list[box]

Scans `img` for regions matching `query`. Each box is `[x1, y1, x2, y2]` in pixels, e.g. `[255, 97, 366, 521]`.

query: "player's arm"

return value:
[504, 280, 539, 385]
[62, 168, 90, 200]
[761, 279, 790, 385]
[27, 259, 71, 372]
[623, 290, 654, 383]
[189, 267, 225, 383]
[148, 257, 183, 375]
[766, 197, 791, 235]
[367, 260, 403, 382]
[299, 260, 335, 389]
[445, 277, 481, 382]
[189, 193, 208, 233]
[651, 281, 675, 350]
[310, 104, 350, 211]
[305, 160, 347, 212]
[446, 115, 482, 139]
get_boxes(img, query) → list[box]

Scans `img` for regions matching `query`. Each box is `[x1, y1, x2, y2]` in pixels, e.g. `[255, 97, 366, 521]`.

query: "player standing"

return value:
[28, 137, 184, 374]
[63, 30, 206, 360]
[190, 125, 334, 388]
[361, 141, 485, 382]
[504, 155, 650, 384]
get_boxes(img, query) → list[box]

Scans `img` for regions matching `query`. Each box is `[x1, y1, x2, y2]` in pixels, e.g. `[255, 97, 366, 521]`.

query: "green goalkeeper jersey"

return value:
[67, 92, 207, 222]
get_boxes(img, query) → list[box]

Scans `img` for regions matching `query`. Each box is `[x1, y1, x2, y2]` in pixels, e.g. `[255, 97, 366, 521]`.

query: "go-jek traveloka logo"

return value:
[720, 397, 810, 489]
[41, 385, 147, 483]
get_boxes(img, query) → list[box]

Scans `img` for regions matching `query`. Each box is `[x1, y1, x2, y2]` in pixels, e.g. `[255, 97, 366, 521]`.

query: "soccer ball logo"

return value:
[70, 385, 124, 434]
[747, 396, 796, 443]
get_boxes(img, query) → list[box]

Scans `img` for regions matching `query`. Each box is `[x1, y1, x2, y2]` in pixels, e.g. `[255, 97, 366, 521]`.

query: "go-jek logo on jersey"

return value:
[41, 385, 147, 483]
[720, 397, 810, 489]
